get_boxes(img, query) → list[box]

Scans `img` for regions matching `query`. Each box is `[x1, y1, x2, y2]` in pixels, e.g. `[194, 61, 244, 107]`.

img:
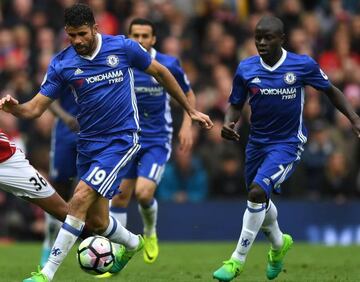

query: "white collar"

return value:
[80, 33, 102, 61]
[260, 48, 287, 72]
[150, 48, 157, 59]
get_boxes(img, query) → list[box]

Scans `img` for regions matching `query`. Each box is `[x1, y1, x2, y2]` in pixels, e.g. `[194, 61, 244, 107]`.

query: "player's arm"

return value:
[178, 89, 196, 152]
[0, 93, 52, 119]
[49, 101, 79, 132]
[323, 85, 360, 137]
[221, 103, 243, 141]
[304, 57, 360, 137]
[222, 63, 247, 141]
[169, 58, 195, 151]
[145, 59, 213, 129]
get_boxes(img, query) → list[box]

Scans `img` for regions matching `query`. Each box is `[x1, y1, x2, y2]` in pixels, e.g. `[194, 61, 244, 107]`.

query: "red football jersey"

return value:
[0, 129, 16, 163]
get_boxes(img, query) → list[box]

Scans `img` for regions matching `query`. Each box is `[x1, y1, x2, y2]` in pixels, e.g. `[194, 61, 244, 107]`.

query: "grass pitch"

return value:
[0, 241, 358, 282]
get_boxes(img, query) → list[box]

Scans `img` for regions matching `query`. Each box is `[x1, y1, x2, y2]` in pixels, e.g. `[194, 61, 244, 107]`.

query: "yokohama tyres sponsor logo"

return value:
[85, 70, 123, 84]
[134, 86, 164, 96]
[135, 86, 163, 93]
[259, 88, 296, 95]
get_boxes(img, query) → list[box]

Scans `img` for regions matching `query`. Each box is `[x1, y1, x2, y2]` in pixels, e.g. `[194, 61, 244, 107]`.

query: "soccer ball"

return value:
[77, 236, 115, 274]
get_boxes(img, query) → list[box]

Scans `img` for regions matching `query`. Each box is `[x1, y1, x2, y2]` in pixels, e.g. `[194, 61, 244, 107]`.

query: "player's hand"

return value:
[0, 94, 19, 113]
[221, 122, 240, 141]
[178, 125, 193, 153]
[188, 110, 213, 129]
[64, 115, 80, 132]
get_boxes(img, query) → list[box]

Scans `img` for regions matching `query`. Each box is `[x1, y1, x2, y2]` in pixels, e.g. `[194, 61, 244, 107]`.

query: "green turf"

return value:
[0, 242, 358, 282]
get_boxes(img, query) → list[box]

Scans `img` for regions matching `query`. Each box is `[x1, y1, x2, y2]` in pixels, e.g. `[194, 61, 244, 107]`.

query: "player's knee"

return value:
[86, 216, 109, 234]
[69, 193, 87, 209]
[135, 187, 154, 204]
[248, 184, 267, 203]
[112, 193, 131, 208]
[69, 186, 93, 216]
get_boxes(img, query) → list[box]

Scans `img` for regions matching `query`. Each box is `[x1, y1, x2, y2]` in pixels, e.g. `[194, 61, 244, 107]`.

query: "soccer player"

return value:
[109, 18, 195, 264]
[40, 92, 79, 267]
[213, 16, 360, 281]
[0, 4, 212, 282]
[0, 127, 125, 258]
[0, 129, 69, 223]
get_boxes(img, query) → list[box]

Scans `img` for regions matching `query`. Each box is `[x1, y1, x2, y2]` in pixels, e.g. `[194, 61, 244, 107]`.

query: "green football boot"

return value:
[266, 234, 293, 280]
[213, 258, 244, 282]
[95, 272, 113, 279]
[109, 235, 144, 274]
[96, 236, 144, 278]
[23, 266, 49, 282]
[143, 234, 159, 263]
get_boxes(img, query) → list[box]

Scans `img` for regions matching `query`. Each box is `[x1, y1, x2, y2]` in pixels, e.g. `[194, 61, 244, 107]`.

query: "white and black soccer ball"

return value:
[77, 236, 115, 275]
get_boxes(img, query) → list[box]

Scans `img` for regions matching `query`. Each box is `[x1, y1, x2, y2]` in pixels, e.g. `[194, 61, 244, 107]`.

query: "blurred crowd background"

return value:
[0, 0, 359, 240]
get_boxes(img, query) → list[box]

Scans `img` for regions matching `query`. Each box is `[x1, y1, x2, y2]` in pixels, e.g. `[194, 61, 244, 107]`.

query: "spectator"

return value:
[157, 143, 208, 203]
[3, 0, 33, 27]
[210, 147, 246, 199]
[279, 0, 303, 46]
[350, 15, 360, 54]
[302, 120, 336, 199]
[301, 12, 325, 56]
[323, 151, 353, 203]
[318, 23, 360, 87]
[288, 26, 313, 56]
[89, 0, 119, 35]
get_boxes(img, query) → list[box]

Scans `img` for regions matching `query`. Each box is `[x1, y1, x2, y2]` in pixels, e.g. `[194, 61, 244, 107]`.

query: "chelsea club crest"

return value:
[320, 68, 328, 80]
[284, 72, 296, 85]
[106, 55, 119, 67]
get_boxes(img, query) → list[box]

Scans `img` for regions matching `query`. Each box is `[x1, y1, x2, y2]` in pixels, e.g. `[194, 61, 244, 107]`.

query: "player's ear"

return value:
[280, 33, 285, 45]
[92, 23, 99, 34]
[152, 35, 157, 46]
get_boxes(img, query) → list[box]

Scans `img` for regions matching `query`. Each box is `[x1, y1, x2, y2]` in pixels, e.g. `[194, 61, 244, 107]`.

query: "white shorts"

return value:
[0, 149, 55, 198]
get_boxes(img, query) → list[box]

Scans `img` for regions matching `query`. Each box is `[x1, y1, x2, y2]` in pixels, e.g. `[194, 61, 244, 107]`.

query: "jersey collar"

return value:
[260, 48, 287, 72]
[150, 48, 157, 59]
[80, 33, 102, 61]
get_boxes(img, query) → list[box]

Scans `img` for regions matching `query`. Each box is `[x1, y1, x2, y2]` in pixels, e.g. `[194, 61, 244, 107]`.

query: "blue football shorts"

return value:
[245, 142, 304, 198]
[77, 132, 140, 199]
[49, 127, 78, 182]
[124, 142, 171, 185]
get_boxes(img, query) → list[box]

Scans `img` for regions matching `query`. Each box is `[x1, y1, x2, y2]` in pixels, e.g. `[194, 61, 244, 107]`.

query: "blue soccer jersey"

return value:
[40, 34, 152, 142]
[122, 48, 190, 184]
[229, 49, 331, 145]
[40, 34, 152, 198]
[57, 86, 80, 117]
[134, 48, 191, 144]
[230, 49, 331, 196]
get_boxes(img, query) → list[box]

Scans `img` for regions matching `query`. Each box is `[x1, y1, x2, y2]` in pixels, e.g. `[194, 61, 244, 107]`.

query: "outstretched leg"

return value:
[39, 181, 74, 267]
[25, 181, 95, 282]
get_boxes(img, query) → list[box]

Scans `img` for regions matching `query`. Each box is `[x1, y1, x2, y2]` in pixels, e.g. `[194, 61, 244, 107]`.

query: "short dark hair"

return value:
[256, 16, 284, 35]
[128, 18, 156, 36]
[64, 3, 95, 27]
